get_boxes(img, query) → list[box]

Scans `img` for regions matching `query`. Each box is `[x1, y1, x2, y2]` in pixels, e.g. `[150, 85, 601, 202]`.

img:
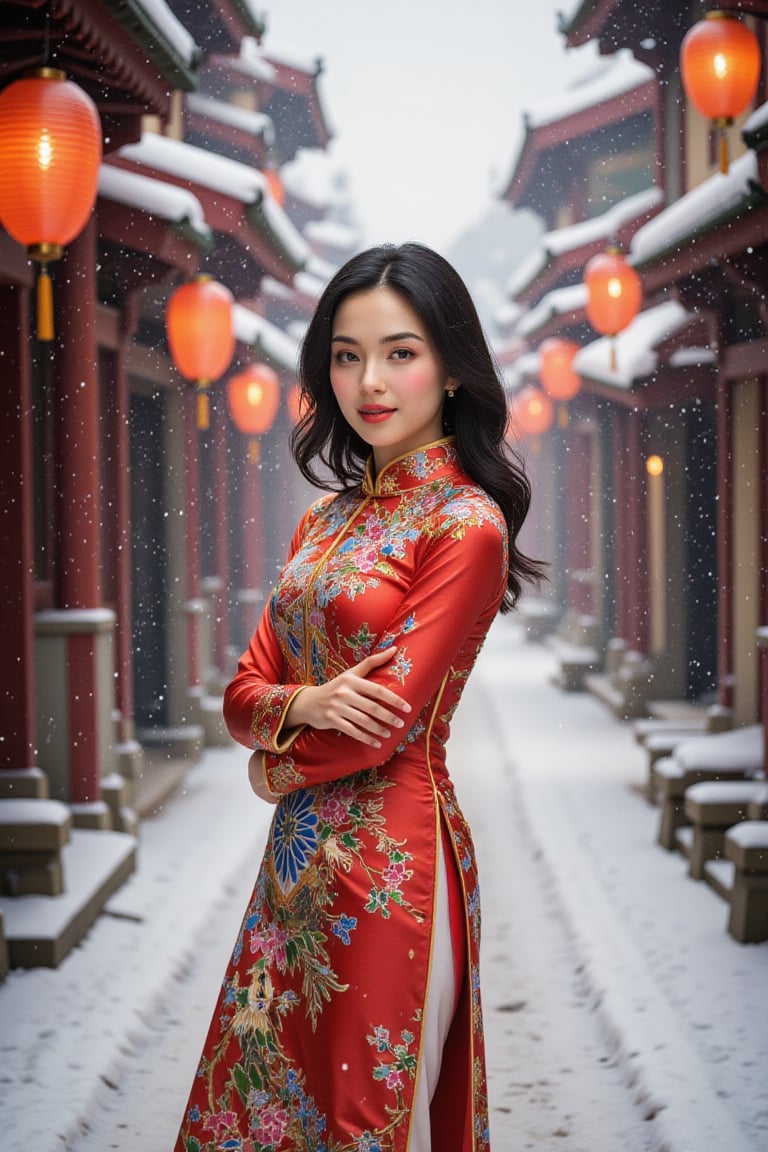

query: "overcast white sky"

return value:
[266, 0, 595, 254]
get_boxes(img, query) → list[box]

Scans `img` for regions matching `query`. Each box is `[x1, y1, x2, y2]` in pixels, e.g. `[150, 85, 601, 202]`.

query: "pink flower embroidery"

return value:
[319, 794, 348, 826]
[253, 1105, 290, 1144]
[382, 861, 406, 890]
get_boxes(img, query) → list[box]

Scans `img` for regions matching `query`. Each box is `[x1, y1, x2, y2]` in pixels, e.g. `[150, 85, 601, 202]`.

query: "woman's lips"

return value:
[358, 407, 396, 423]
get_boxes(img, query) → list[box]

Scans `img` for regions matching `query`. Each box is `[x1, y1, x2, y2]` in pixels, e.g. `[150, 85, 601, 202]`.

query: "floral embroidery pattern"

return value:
[178, 443, 502, 1152]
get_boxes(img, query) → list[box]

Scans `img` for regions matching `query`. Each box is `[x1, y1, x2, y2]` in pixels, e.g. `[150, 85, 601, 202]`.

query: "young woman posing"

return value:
[175, 242, 540, 1152]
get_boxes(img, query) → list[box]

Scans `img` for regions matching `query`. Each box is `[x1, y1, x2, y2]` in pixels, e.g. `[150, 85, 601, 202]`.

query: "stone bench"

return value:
[586, 646, 652, 721]
[725, 821, 768, 943]
[547, 612, 601, 693]
[640, 706, 733, 803]
[0, 799, 72, 896]
[682, 781, 768, 880]
[517, 597, 561, 643]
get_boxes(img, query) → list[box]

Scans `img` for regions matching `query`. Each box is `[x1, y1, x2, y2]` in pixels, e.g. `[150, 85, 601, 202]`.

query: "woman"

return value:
[175, 243, 540, 1152]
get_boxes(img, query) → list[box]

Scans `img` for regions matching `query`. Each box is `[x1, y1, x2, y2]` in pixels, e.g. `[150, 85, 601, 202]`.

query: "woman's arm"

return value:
[262, 511, 507, 795]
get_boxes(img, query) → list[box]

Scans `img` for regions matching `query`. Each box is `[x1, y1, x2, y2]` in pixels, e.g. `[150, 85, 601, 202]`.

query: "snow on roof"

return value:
[186, 93, 274, 145]
[573, 300, 693, 388]
[304, 254, 336, 285]
[233, 305, 299, 373]
[527, 49, 654, 130]
[133, 0, 197, 65]
[631, 150, 760, 267]
[743, 100, 768, 136]
[262, 41, 322, 77]
[517, 283, 589, 338]
[98, 164, 212, 243]
[668, 346, 716, 368]
[119, 133, 267, 203]
[260, 275, 293, 302]
[287, 319, 308, 342]
[281, 149, 347, 210]
[294, 270, 327, 300]
[304, 217, 359, 252]
[508, 186, 663, 299]
[506, 247, 548, 299]
[493, 300, 523, 330]
[118, 133, 310, 265]
[675, 725, 763, 773]
[230, 36, 277, 82]
[547, 187, 663, 257]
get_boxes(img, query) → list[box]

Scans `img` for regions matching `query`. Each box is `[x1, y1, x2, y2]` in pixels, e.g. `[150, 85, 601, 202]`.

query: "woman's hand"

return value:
[285, 647, 411, 748]
[248, 751, 278, 805]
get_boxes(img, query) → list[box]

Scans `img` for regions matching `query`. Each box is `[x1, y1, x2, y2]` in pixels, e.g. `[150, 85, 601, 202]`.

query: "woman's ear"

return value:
[445, 378, 460, 396]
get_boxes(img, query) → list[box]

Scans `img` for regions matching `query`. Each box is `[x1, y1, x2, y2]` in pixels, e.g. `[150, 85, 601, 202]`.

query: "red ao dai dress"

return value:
[175, 439, 508, 1152]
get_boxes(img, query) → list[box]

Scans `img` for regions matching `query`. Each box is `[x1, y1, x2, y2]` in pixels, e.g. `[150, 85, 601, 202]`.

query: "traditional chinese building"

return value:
[0, 0, 336, 971]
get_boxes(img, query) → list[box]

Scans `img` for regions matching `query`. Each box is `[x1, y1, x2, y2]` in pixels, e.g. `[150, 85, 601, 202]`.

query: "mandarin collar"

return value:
[361, 438, 460, 497]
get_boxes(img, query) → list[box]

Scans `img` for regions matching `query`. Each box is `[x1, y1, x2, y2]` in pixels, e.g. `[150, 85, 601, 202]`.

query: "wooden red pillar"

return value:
[0, 278, 36, 769]
[612, 409, 629, 640]
[626, 408, 649, 654]
[716, 375, 734, 710]
[112, 308, 137, 742]
[184, 389, 201, 690]
[212, 411, 231, 670]
[564, 427, 593, 616]
[54, 217, 106, 806]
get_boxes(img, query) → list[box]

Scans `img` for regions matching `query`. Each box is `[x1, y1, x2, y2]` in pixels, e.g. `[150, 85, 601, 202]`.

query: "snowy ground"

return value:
[0, 618, 765, 1151]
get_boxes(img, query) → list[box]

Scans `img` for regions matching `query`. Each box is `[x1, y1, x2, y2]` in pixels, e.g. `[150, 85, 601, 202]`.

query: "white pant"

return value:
[409, 832, 457, 1151]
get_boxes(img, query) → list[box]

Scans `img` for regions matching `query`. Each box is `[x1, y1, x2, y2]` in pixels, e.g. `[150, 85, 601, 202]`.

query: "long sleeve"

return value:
[223, 504, 320, 753]
[263, 513, 507, 794]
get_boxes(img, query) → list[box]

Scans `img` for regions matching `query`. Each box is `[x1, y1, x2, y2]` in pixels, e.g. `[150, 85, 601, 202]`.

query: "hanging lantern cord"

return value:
[716, 117, 732, 175]
[197, 382, 211, 431]
[29, 242, 62, 342]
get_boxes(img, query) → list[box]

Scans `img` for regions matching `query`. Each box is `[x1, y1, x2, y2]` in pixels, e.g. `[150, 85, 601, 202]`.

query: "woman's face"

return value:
[329, 286, 456, 472]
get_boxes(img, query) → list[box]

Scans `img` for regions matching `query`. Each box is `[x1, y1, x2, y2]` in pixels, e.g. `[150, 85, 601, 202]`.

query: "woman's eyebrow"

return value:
[330, 331, 425, 345]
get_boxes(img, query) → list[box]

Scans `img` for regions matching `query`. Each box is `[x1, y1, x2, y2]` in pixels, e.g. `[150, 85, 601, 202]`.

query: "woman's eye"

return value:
[334, 349, 358, 363]
[391, 348, 414, 360]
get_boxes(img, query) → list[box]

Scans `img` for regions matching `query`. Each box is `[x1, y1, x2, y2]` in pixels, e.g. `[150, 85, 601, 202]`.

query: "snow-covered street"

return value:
[1, 619, 766, 1151]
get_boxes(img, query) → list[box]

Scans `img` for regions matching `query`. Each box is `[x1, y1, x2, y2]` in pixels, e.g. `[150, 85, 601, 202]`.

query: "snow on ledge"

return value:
[186, 94, 275, 146]
[517, 283, 588, 338]
[631, 150, 760, 267]
[233, 305, 300, 373]
[119, 133, 267, 203]
[134, 0, 197, 65]
[727, 821, 768, 849]
[546, 187, 663, 257]
[675, 725, 763, 773]
[573, 300, 692, 388]
[98, 164, 211, 241]
[744, 100, 768, 137]
[527, 49, 654, 129]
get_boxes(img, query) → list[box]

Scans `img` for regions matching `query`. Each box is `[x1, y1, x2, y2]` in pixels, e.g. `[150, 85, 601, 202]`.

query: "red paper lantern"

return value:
[228, 363, 280, 464]
[166, 276, 235, 430]
[287, 383, 309, 424]
[681, 12, 761, 172]
[539, 337, 581, 402]
[0, 68, 102, 340]
[585, 249, 642, 338]
[513, 387, 555, 439]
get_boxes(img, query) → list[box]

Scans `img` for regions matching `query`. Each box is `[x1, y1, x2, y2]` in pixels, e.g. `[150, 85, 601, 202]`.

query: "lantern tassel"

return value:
[610, 340, 618, 373]
[558, 404, 569, 430]
[718, 127, 729, 175]
[37, 265, 54, 341]
[197, 386, 210, 431]
[248, 438, 260, 466]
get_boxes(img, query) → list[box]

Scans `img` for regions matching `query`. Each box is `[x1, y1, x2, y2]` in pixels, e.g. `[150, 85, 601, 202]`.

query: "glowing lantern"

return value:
[681, 12, 761, 173]
[513, 387, 555, 439]
[287, 383, 309, 424]
[540, 337, 581, 401]
[584, 247, 642, 371]
[0, 69, 102, 340]
[166, 275, 235, 430]
[227, 362, 280, 463]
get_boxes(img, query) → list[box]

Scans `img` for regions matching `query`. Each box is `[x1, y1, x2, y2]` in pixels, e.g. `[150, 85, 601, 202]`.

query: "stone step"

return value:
[0, 829, 136, 968]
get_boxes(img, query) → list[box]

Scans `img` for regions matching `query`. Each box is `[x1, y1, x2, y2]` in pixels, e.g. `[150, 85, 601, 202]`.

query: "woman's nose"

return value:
[360, 359, 384, 391]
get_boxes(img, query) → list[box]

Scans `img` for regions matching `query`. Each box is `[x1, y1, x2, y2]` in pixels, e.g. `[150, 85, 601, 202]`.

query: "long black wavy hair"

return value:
[292, 242, 543, 610]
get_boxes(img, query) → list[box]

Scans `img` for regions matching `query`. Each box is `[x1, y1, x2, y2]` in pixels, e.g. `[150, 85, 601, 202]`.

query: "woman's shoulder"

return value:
[439, 479, 507, 542]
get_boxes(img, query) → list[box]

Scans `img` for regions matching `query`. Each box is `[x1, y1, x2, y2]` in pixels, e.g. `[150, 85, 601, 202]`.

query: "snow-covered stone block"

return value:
[725, 821, 768, 944]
